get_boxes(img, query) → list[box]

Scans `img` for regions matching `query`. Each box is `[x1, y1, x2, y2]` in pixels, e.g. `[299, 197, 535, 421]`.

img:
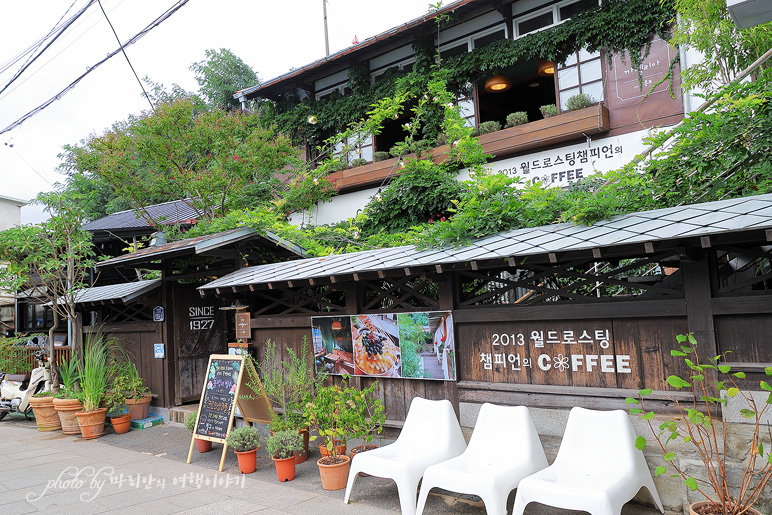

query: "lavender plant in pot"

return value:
[267, 429, 304, 482]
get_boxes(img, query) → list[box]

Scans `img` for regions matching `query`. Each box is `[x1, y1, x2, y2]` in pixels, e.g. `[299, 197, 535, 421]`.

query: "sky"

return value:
[0, 0, 437, 222]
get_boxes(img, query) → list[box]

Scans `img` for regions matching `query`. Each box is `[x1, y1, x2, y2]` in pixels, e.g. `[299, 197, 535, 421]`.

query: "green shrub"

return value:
[184, 411, 197, 433]
[564, 93, 595, 111]
[267, 430, 304, 459]
[226, 426, 262, 452]
[539, 104, 559, 118]
[477, 120, 501, 135]
[373, 151, 391, 162]
[389, 145, 403, 158]
[349, 158, 367, 167]
[505, 112, 529, 128]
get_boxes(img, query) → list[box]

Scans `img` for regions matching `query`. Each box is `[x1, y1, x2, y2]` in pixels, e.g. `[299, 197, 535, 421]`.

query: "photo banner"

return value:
[311, 311, 456, 381]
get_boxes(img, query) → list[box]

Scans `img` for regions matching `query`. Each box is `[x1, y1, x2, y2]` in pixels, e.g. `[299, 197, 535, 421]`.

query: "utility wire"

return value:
[97, 0, 155, 113]
[0, 0, 190, 136]
[0, 0, 79, 75]
[0, 0, 98, 97]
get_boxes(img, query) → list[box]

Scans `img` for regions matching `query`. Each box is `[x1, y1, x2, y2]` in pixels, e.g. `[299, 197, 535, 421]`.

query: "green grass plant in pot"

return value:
[75, 331, 111, 439]
[185, 410, 212, 453]
[244, 337, 325, 463]
[226, 426, 262, 474]
[626, 333, 772, 515]
[267, 429, 304, 482]
[53, 353, 82, 435]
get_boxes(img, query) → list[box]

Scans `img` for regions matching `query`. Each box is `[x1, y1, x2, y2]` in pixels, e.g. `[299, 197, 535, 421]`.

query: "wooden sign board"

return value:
[235, 312, 251, 339]
[186, 354, 274, 471]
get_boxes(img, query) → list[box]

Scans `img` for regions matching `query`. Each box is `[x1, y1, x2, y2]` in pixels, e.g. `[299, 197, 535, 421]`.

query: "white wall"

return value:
[0, 197, 24, 231]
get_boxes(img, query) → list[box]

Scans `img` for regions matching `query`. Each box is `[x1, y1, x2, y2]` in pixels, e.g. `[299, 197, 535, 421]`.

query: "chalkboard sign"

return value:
[186, 354, 274, 472]
[195, 356, 242, 440]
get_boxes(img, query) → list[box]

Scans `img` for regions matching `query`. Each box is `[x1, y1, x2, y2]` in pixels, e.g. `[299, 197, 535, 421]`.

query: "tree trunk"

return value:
[48, 310, 59, 392]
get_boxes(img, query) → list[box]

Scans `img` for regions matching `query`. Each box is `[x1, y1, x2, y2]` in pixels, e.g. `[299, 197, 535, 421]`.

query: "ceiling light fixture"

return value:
[484, 74, 512, 92]
[537, 59, 555, 76]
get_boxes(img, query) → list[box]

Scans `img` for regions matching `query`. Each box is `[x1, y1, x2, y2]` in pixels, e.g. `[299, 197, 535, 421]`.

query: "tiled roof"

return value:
[58, 280, 161, 306]
[200, 194, 772, 291]
[82, 200, 201, 232]
[96, 228, 306, 269]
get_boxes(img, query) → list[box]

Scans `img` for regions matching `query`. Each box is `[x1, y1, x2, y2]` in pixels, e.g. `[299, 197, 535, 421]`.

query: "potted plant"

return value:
[53, 353, 82, 435]
[477, 120, 501, 135]
[245, 337, 325, 463]
[104, 367, 131, 435]
[539, 104, 559, 118]
[75, 331, 111, 439]
[505, 111, 528, 128]
[627, 333, 772, 515]
[349, 380, 386, 458]
[122, 363, 151, 420]
[29, 390, 61, 431]
[304, 378, 356, 491]
[563, 93, 596, 112]
[226, 425, 263, 474]
[267, 429, 304, 482]
[185, 410, 212, 453]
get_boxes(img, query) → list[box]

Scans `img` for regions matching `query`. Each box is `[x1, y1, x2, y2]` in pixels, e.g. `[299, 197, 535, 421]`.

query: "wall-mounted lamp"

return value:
[484, 74, 512, 93]
[537, 59, 555, 76]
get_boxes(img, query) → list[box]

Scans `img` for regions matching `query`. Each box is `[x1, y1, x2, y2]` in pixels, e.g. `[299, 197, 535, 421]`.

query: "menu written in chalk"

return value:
[195, 357, 241, 441]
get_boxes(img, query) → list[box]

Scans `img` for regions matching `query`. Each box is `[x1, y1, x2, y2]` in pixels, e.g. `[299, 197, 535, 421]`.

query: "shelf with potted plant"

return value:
[226, 426, 263, 474]
[627, 333, 772, 515]
[267, 429, 304, 482]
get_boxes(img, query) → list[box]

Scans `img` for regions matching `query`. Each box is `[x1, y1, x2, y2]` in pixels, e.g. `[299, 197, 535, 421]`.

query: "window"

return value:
[21, 302, 53, 331]
[439, 24, 508, 58]
[473, 29, 506, 49]
[557, 47, 604, 109]
[456, 84, 476, 128]
[515, 0, 598, 38]
[334, 132, 374, 164]
[315, 84, 347, 102]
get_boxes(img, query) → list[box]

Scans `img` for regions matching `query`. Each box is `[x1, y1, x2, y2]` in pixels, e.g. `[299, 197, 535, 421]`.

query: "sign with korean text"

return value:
[463, 320, 635, 388]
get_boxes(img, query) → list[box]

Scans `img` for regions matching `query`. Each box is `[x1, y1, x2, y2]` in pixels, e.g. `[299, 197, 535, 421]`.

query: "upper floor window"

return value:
[516, 0, 598, 38]
[315, 84, 350, 102]
[557, 47, 604, 109]
[439, 24, 507, 59]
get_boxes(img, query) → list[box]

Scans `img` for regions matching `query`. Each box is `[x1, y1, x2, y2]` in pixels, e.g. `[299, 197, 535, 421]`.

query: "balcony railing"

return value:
[328, 105, 610, 191]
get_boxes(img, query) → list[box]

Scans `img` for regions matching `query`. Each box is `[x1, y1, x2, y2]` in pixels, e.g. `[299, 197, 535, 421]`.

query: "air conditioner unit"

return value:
[727, 0, 772, 29]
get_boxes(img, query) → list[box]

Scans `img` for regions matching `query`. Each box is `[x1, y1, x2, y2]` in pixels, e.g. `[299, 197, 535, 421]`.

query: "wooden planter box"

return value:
[327, 105, 610, 191]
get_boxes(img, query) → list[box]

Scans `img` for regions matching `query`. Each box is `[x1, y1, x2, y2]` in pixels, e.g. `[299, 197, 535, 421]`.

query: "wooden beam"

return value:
[215, 288, 222, 295]
[231, 287, 238, 293]
[287, 281, 294, 287]
[644, 242, 654, 254]
[330, 276, 337, 283]
[592, 248, 601, 259]
[249, 285, 255, 291]
[700, 236, 711, 248]
[267, 283, 274, 290]
[378, 271, 385, 279]
[549, 253, 557, 264]
[436, 264, 443, 273]
[404, 267, 411, 276]
[309, 278, 315, 285]
[766, 228, 772, 242]
[471, 261, 478, 271]
[353, 273, 360, 281]
[508, 257, 516, 267]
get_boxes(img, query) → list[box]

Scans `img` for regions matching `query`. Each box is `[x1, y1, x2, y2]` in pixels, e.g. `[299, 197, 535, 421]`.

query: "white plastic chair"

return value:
[512, 407, 664, 515]
[343, 397, 467, 515]
[416, 403, 548, 515]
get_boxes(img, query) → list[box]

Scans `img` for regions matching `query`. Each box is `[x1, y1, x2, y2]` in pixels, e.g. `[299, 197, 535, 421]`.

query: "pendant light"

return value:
[484, 74, 512, 93]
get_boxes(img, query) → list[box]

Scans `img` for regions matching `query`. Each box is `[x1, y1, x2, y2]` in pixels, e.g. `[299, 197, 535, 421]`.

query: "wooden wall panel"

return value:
[715, 314, 772, 363]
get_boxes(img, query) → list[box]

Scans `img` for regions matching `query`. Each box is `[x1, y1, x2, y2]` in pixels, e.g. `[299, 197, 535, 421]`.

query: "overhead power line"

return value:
[0, 0, 98, 97]
[0, 0, 189, 136]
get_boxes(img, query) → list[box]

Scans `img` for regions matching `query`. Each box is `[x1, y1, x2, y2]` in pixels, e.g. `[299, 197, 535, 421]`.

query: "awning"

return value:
[199, 193, 772, 292]
[65, 279, 161, 307]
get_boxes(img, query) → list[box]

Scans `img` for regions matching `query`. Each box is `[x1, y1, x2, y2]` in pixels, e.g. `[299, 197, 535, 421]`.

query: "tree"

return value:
[189, 48, 259, 110]
[67, 98, 299, 228]
[0, 191, 96, 388]
[670, 0, 772, 92]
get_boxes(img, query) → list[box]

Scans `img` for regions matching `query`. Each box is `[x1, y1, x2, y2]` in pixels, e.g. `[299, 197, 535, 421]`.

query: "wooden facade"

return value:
[213, 236, 772, 422]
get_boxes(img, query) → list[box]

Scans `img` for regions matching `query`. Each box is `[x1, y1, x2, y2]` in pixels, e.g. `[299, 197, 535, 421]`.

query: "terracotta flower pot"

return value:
[296, 427, 310, 464]
[317, 454, 351, 491]
[75, 408, 108, 440]
[319, 439, 346, 458]
[110, 413, 131, 434]
[350, 445, 378, 476]
[273, 455, 296, 482]
[235, 448, 258, 474]
[125, 395, 151, 420]
[196, 438, 213, 453]
[53, 397, 83, 435]
[689, 501, 762, 515]
[29, 396, 61, 432]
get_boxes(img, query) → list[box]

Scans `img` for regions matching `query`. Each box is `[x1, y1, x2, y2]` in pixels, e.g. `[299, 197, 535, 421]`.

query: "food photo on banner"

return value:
[311, 311, 456, 381]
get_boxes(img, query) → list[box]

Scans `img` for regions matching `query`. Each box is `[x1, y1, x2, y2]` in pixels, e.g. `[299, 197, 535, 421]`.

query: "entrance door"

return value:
[172, 283, 227, 403]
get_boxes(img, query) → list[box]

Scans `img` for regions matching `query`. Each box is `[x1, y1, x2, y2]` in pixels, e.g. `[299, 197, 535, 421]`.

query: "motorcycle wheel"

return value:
[0, 412, 7, 421]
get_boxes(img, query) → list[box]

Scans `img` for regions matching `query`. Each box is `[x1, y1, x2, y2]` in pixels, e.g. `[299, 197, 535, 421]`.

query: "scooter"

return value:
[0, 337, 53, 421]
